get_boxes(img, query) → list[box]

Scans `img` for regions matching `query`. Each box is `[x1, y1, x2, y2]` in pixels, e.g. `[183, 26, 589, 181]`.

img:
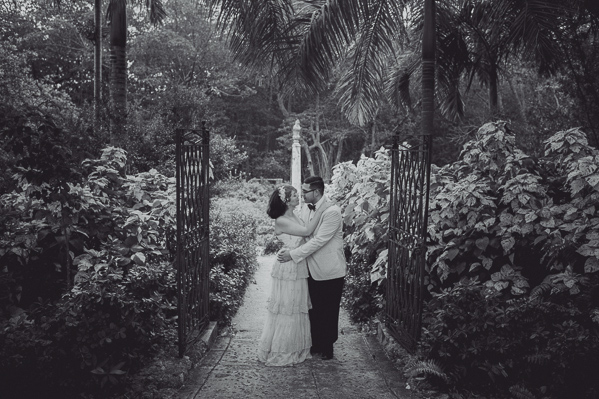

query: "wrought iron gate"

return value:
[385, 133, 432, 352]
[175, 125, 210, 357]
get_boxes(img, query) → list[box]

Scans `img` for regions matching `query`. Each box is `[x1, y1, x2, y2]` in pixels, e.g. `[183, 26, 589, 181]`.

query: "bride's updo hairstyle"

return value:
[267, 185, 294, 219]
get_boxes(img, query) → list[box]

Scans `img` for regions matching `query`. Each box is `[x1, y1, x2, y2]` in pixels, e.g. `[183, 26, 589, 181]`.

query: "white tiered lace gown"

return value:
[258, 232, 312, 366]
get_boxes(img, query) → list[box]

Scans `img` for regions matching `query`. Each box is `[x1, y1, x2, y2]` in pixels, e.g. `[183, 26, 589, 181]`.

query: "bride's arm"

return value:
[275, 204, 331, 237]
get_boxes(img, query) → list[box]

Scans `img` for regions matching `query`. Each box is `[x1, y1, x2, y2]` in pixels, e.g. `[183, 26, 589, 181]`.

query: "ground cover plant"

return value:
[330, 122, 599, 399]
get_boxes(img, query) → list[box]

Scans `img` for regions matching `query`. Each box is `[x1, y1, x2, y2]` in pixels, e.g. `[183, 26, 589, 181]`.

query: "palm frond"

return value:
[404, 358, 449, 382]
[509, 384, 538, 399]
[205, 0, 295, 71]
[333, 0, 404, 126]
[490, 0, 565, 74]
[386, 51, 420, 112]
[293, 0, 369, 91]
[145, 0, 166, 24]
[524, 353, 551, 366]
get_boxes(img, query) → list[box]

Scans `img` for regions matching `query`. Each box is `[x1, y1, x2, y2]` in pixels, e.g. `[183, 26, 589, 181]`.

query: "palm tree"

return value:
[94, 0, 102, 129]
[208, 0, 596, 126]
[106, 0, 166, 145]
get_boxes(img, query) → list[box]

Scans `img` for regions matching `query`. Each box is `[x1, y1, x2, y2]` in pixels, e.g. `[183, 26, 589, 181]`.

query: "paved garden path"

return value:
[178, 254, 419, 399]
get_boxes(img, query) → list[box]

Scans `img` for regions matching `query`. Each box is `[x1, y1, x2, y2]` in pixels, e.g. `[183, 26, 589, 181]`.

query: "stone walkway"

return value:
[178, 254, 420, 399]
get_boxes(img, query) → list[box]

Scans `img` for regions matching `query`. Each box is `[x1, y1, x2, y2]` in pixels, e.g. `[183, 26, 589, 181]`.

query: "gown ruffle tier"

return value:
[258, 233, 312, 366]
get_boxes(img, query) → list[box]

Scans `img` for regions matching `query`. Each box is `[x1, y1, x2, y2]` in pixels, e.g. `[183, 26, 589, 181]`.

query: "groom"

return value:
[277, 176, 346, 360]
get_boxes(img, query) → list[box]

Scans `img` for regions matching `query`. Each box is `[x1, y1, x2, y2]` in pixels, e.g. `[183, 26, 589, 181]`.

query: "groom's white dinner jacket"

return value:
[290, 196, 347, 281]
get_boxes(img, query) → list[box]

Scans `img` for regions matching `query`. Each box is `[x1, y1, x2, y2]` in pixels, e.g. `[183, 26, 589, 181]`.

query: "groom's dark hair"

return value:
[304, 176, 324, 194]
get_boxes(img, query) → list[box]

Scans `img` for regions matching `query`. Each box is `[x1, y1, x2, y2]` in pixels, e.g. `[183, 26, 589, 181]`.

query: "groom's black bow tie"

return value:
[307, 204, 316, 211]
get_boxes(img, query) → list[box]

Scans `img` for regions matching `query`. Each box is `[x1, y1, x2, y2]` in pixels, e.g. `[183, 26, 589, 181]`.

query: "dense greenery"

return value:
[0, 140, 264, 397]
[208, 179, 273, 324]
[330, 122, 599, 398]
[329, 149, 390, 323]
[2, 0, 599, 398]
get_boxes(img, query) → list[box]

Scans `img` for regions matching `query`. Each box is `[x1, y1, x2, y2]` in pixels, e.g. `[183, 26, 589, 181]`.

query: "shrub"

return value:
[0, 148, 261, 397]
[419, 122, 599, 398]
[421, 278, 599, 398]
[329, 149, 389, 322]
[209, 196, 259, 325]
[0, 146, 179, 397]
[330, 122, 599, 398]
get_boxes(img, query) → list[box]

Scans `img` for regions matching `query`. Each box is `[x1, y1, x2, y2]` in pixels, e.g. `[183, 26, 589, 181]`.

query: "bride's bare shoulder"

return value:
[274, 216, 289, 234]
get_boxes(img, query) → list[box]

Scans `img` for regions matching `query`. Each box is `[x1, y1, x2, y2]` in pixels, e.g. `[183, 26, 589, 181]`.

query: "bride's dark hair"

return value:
[267, 185, 294, 219]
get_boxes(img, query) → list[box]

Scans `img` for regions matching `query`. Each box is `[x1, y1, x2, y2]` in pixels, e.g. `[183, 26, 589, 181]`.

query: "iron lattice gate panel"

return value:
[175, 126, 210, 357]
[385, 134, 432, 352]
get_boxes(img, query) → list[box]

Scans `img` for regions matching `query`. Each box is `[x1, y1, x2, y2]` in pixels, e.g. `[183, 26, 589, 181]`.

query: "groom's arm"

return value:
[289, 209, 341, 264]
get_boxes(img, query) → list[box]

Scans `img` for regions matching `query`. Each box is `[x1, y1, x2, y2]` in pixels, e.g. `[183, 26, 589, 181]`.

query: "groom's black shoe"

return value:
[310, 346, 322, 356]
[321, 347, 333, 360]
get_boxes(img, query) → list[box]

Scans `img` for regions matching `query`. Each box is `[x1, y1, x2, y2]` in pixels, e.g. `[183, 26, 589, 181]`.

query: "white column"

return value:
[291, 119, 302, 197]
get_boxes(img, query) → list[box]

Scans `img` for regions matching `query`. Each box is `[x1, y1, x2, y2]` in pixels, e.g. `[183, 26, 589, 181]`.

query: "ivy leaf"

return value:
[447, 248, 459, 261]
[540, 218, 556, 228]
[482, 257, 493, 270]
[501, 237, 515, 253]
[475, 237, 489, 251]
[570, 179, 585, 195]
[577, 244, 596, 257]
[585, 257, 599, 273]
[524, 212, 538, 223]
[521, 223, 534, 235]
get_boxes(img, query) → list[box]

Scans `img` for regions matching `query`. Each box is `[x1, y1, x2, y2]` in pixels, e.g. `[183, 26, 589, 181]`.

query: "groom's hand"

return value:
[277, 250, 291, 263]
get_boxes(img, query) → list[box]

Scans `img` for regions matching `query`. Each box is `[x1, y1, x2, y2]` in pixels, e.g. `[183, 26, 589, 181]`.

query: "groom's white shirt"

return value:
[290, 196, 346, 281]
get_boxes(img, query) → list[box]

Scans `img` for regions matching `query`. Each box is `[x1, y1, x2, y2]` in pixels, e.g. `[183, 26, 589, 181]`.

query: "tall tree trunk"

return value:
[335, 138, 344, 165]
[276, 92, 290, 118]
[488, 62, 499, 117]
[94, 0, 102, 131]
[370, 120, 377, 156]
[109, 0, 127, 146]
[421, 0, 435, 253]
[506, 74, 528, 129]
[301, 140, 315, 176]
[422, 0, 436, 143]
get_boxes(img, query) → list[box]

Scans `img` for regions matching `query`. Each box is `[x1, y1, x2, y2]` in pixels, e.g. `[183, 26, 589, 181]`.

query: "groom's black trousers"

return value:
[308, 275, 345, 354]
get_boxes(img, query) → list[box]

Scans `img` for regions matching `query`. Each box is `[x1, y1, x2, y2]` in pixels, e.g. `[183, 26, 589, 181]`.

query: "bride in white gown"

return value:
[258, 185, 329, 366]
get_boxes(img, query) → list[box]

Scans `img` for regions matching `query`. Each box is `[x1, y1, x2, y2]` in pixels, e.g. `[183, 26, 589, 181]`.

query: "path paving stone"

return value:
[178, 254, 420, 399]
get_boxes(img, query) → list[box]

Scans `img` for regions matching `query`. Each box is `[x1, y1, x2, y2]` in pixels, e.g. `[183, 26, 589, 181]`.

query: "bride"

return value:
[258, 185, 329, 366]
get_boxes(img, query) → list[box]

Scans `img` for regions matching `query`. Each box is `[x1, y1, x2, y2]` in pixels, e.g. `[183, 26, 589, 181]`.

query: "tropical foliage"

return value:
[2, 0, 599, 398]
[330, 121, 599, 398]
[328, 149, 390, 322]
[0, 137, 264, 397]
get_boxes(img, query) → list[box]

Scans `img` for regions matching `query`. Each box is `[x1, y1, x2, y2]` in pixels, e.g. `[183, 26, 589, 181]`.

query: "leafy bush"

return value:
[0, 261, 177, 398]
[421, 278, 599, 398]
[209, 196, 259, 325]
[211, 177, 275, 248]
[210, 134, 249, 180]
[0, 146, 179, 397]
[330, 122, 599, 398]
[329, 149, 389, 322]
[420, 122, 599, 398]
[0, 147, 262, 397]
